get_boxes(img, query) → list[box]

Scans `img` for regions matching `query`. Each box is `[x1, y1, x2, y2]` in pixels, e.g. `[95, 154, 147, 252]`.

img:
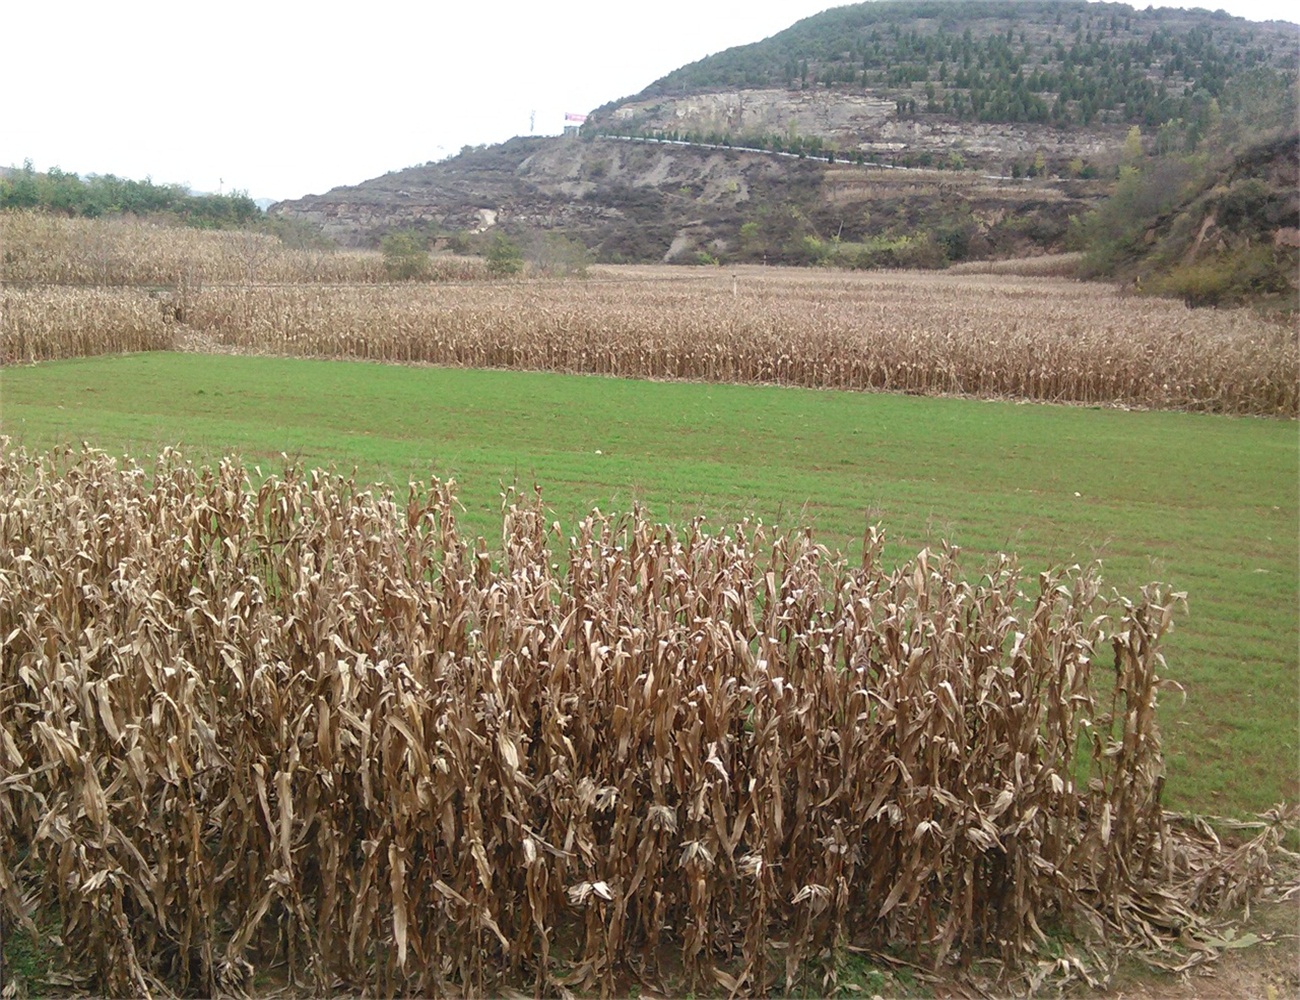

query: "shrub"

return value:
[485, 232, 525, 276]
[1150, 245, 1293, 307]
[527, 232, 594, 277]
[380, 230, 431, 280]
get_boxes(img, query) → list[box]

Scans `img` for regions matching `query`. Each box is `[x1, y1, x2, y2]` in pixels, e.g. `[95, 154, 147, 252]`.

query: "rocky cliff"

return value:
[602, 89, 1129, 174]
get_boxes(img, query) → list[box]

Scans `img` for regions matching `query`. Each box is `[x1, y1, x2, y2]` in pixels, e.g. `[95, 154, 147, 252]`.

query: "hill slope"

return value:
[1074, 72, 1300, 306]
[272, 1, 1297, 272]
[272, 135, 1106, 266]
[619, 0, 1296, 130]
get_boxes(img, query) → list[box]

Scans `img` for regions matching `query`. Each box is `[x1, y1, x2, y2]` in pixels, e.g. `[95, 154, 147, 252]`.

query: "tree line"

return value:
[0, 161, 260, 228]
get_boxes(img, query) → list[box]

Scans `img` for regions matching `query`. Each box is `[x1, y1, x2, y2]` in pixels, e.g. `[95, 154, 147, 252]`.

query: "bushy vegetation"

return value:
[380, 230, 432, 280]
[485, 231, 525, 276]
[792, 232, 947, 270]
[0, 161, 260, 228]
[524, 231, 595, 277]
[448, 229, 593, 278]
[1072, 70, 1299, 307]
[1147, 243, 1293, 307]
[721, 183, 1073, 270]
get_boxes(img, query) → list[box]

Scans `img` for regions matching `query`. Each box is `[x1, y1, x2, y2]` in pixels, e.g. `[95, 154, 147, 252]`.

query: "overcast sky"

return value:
[5, 0, 1295, 202]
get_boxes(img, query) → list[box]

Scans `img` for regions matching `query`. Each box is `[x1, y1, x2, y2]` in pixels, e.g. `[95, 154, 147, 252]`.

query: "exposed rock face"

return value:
[270, 138, 558, 246]
[608, 89, 899, 137]
[271, 136, 812, 249]
[603, 88, 1127, 171]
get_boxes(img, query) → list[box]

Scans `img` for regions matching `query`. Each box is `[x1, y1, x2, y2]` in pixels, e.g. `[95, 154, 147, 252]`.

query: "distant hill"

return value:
[593, 1, 1296, 170]
[271, 1, 1298, 282]
[630, 1, 1296, 121]
[271, 135, 1109, 267]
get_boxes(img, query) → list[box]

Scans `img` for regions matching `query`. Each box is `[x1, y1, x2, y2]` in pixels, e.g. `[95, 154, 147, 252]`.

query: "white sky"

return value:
[4, 0, 1295, 202]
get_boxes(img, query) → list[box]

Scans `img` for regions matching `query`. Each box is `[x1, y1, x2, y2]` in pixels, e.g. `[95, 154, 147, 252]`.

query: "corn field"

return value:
[0, 212, 488, 286]
[3, 211, 1295, 414]
[1, 287, 175, 362]
[1, 444, 1282, 996]
[175, 273, 1297, 415]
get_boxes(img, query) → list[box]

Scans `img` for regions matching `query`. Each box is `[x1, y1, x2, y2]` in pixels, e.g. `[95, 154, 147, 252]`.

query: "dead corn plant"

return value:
[0, 211, 489, 287]
[0, 443, 1289, 997]
[173, 275, 1299, 416]
[1, 287, 175, 363]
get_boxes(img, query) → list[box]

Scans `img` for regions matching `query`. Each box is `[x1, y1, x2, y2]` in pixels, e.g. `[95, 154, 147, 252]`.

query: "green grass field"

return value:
[2, 352, 1296, 815]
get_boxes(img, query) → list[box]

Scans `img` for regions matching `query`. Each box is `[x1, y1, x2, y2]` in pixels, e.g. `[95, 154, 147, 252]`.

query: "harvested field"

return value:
[183, 270, 1299, 415]
[0, 444, 1289, 997]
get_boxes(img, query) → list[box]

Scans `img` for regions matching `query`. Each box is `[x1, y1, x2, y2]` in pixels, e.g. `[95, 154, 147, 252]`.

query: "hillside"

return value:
[1074, 73, 1300, 306]
[272, 136, 1108, 266]
[271, 1, 1298, 272]
[626, 1, 1296, 126]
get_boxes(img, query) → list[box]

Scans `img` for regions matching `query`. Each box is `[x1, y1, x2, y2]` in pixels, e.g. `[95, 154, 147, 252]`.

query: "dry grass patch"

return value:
[946, 252, 1084, 278]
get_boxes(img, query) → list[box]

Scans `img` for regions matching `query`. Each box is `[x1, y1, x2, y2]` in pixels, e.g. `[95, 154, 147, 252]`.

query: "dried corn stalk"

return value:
[0, 444, 1285, 996]
[0, 211, 487, 287]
